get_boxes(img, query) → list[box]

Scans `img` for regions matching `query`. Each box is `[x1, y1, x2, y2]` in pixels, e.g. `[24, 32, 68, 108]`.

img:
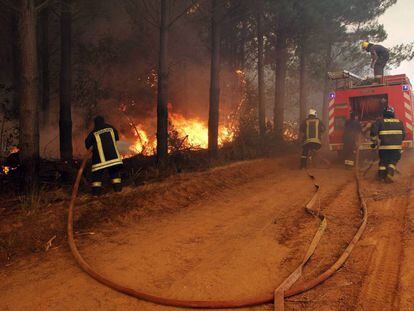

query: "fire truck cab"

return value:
[327, 71, 414, 151]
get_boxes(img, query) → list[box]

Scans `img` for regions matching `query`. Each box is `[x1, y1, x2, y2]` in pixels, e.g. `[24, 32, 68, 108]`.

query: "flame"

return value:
[283, 121, 299, 141]
[2, 166, 10, 175]
[126, 112, 234, 157]
[129, 125, 156, 156]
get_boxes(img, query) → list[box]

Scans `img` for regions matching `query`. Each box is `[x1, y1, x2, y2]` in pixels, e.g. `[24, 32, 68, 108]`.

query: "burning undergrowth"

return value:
[120, 103, 236, 158]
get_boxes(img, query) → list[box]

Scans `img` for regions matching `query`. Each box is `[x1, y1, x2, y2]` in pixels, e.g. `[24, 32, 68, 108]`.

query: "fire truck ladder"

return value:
[328, 70, 364, 83]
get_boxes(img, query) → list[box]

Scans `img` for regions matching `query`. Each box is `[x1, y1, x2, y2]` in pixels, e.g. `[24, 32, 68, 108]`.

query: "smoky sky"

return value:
[379, 0, 414, 80]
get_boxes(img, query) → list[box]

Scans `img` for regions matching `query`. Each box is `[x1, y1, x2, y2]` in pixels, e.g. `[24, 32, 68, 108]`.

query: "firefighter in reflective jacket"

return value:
[300, 109, 325, 169]
[370, 106, 405, 182]
[85, 116, 123, 195]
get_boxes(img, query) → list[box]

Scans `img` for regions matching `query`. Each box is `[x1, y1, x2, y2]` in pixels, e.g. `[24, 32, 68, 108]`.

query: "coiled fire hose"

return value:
[68, 150, 368, 309]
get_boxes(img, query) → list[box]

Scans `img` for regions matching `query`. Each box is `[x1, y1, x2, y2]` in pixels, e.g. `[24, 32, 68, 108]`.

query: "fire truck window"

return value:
[334, 116, 346, 130]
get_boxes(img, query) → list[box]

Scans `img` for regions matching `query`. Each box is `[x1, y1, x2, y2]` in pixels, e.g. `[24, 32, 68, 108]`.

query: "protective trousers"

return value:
[301, 142, 321, 169]
[374, 57, 388, 80]
[91, 165, 122, 196]
[378, 150, 401, 182]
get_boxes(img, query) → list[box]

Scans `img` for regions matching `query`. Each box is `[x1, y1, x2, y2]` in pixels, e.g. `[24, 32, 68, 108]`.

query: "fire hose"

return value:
[67, 150, 368, 309]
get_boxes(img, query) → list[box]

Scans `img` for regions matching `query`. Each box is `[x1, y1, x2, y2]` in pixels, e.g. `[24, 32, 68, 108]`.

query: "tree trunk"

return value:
[59, 0, 73, 161]
[273, 31, 287, 139]
[38, 7, 50, 122]
[257, 0, 266, 137]
[11, 12, 21, 111]
[157, 0, 169, 166]
[208, 0, 221, 156]
[239, 20, 247, 70]
[298, 36, 307, 125]
[322, 40, 333, 127]
[18, 0, 40, 188]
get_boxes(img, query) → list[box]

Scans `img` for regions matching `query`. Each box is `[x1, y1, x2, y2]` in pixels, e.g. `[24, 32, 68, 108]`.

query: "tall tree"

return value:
[298, 35, 307, 125]
[124, 0, 198, 165]
[208, 0, 221, 156]
[11, 11, 21, 111]
[273, 28, 288, 139]
[38, 5, 50, 122]
[256, 0, 266, 137]
[60, 0, 73, 161]
[157, 0, 169, 165]
[18, 0, 40, 187]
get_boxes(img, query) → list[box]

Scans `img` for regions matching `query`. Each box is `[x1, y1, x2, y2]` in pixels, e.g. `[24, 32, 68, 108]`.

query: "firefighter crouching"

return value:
[370, 106, 405, 183]
[343, 112, 362, 169]
[300, 109, 326, 169]
[85, 116, 123, 195]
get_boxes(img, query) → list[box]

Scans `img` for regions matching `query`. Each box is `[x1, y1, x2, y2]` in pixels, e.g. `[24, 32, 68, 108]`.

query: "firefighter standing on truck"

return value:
[300, 109, 325, 169]
[370, 106, 405, 183]
[343, 112, 362, 169]
[361, 41, 390, 81]
[85, 116, 123, 195]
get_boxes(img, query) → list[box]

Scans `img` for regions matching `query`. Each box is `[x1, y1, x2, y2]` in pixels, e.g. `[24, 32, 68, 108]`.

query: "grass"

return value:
[18, 186, 44, 215]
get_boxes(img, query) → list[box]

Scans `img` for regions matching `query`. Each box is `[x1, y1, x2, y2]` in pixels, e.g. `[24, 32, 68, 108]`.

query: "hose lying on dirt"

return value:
[68, 153, 367, 309]
[274, 150, 369, 311]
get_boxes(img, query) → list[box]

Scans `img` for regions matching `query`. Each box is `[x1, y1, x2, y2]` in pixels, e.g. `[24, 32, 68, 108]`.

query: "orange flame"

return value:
[126, 112, 234, 157]
[2, 166, 10, 175]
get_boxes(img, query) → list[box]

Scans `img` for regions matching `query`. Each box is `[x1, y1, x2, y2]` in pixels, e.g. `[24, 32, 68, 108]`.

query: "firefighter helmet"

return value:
[361, 41, 370, 50]
[383, 106, 395, 118]
[308, 108, 317, 117]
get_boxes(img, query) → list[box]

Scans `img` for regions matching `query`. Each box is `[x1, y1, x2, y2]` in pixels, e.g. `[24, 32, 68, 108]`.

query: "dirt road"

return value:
[1, 155, 414, 310]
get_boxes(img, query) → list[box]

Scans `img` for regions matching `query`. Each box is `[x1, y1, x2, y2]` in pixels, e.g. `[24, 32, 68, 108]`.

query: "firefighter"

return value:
[361, 41, 389, 81]
[300, 109, 325, 169]
[343, 112, 362, 169]
[85, 116, 123, 195]
[370, 106, 405, 183]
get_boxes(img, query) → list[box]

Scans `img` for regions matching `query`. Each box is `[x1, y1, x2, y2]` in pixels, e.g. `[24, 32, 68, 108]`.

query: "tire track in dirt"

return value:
[285, 155, 414, 311]
[396, 177, 414, 310]
[356, 195, 408, 310]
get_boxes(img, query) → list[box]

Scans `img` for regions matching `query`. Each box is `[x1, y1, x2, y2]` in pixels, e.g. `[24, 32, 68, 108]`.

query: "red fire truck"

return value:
[327, 71, 414, 151]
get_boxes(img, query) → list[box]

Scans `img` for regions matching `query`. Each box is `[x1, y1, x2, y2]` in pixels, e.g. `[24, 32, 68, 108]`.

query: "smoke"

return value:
[37, 1, 246, 159]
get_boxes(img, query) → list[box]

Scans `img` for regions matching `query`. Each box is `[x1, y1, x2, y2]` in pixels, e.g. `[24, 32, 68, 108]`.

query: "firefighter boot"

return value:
[111, 178, 122, 192]
[91, 182, 103, 196]
[344, 159, 355, 170]
[378, 166, 387, 181]
[385, 164, 396, 183]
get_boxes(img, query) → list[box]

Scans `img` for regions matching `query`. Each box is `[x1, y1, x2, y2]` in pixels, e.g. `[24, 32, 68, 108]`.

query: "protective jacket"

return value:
[370, 118, 405, 150]
[300, 116, 325, 145]
[85, 123, 123, 172]
[367, 44, 389, 62]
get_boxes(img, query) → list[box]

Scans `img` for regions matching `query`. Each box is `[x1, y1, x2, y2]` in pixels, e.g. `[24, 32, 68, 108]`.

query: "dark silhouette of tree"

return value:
[59, 0, 73, 161]
[0, 0, 54, 189]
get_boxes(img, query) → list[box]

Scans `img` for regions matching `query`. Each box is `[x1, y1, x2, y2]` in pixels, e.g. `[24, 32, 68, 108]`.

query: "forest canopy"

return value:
[0, 0, 413, 184]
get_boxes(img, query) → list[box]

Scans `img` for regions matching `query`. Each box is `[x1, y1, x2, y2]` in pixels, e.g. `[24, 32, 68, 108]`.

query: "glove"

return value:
[370, 143, 377, 149]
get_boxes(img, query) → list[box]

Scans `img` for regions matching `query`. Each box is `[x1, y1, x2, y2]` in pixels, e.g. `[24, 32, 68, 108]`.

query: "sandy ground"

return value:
[1, 154, 414, 311]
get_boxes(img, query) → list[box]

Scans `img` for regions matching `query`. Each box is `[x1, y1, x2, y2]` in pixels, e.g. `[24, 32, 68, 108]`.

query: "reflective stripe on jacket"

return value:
[370, 118, 405, 150]
[300, 117, 325, 145]
[85, 125, 123, 172]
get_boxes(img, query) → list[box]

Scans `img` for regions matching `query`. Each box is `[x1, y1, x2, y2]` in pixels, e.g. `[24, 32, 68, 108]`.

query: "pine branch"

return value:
[36, 0, 55, 12]
[168, 0, 201, 27]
